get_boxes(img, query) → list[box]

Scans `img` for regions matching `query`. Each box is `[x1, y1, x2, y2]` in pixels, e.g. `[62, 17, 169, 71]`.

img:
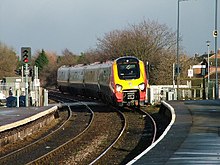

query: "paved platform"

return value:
[0, 105, 58, 132]
[130, 100, 220, 165]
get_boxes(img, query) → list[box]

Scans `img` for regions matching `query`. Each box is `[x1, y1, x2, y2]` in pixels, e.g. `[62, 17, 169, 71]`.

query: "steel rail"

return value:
[139, 108, 157, 144]
[0, 100, 72, 161]
[26, 101, 95, 164]
[89, 107, 126, 165]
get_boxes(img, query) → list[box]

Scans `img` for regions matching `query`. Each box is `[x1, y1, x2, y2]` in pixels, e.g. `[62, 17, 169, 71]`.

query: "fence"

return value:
[148, 82, 217, 105]
[0, 82, 47, 107]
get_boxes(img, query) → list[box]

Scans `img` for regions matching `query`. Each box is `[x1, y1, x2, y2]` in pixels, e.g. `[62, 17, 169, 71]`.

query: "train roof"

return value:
[85, 61, 113, 70]
[115, 56, 139, 61]
[58, 56, 141, 70]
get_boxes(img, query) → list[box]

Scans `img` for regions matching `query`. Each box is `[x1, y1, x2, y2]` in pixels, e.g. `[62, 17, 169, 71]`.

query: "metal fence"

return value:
[148, 82, 217, 105]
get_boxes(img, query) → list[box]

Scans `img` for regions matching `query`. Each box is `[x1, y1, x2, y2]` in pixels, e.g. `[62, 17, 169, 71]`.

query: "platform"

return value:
[130, 100, 220, 165]
[0, 105, 58, 132]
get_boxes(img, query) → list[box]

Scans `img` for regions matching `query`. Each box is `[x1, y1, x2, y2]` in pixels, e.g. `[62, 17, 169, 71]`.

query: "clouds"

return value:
[0, 0, 219, 55]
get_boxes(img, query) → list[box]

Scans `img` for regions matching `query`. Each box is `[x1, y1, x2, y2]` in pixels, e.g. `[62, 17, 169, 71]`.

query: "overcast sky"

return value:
[0, 0, 219, 56]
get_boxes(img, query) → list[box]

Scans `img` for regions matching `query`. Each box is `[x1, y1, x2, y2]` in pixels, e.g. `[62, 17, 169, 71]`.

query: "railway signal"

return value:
[21, 47, 31, 107]
[21, 47, 31, 64]
[175, 64, 181, 75]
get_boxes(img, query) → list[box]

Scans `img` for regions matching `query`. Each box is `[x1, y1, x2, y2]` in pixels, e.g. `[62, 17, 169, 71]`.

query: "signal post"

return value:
[21, 47, 31, 107]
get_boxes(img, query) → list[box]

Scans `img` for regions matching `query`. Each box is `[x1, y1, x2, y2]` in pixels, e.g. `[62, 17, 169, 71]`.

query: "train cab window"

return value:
[118, 63, 140, 80]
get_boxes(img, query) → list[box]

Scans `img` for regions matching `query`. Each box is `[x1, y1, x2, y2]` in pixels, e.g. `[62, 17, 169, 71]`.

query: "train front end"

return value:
[112, 56, 147, 107]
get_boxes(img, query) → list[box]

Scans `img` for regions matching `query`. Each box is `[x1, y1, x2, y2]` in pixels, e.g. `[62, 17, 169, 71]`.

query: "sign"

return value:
[188, 69, 193, 78]
[15, 82, 20, 89]
[24, 69, 29, 75]
[34, 79, 40, 87]
[15, 79, 22, 82]
[192, 65, 206, 69]
[213, 30, 218, 37]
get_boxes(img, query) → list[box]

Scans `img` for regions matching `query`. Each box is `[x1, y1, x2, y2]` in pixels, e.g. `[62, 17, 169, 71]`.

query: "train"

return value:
[57, 56, 149, 107]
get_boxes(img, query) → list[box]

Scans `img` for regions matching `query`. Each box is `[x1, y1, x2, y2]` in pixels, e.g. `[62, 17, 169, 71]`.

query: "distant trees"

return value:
[33, 49, 57, 87]
[0, 19, 199, 86]
[35, 49, 78, 86]
[52, 19, 196, 85]
[35, 49, 49, 72]
[95, 20, 178, 84]
[57, 48, 78, 67]
[0, 43, 18, 78]
[41, 51, 58, 87]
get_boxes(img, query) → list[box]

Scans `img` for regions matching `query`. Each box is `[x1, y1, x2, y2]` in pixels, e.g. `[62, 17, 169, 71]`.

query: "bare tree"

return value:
[0, 43, 18, 78]
[42, 51, 59, 87]
[57, 48, 78, 67]
[95, 19, 178, 84]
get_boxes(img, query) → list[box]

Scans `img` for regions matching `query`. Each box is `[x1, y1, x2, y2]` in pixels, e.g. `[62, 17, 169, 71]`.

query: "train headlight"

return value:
[116, 84, 122, 92]
[138, 83, 145, 91]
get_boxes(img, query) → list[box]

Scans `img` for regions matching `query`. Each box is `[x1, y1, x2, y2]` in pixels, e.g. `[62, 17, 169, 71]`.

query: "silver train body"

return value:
[57, 56, 148, 107]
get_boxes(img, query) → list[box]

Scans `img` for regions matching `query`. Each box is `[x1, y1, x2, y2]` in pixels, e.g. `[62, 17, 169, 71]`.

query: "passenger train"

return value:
[57, 56, 149, 107]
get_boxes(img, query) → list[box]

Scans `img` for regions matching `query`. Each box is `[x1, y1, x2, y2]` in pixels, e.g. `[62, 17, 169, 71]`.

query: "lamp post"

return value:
[176, 0, 180, 100]
[206, 40, 210, 99]
[177, 0, 188, 100]
[214, 0, 218, 99]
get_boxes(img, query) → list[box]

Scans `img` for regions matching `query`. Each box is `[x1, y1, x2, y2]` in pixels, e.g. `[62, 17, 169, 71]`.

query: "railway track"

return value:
[0, 99, 94, 164]
[0, 90, 169, 164]
[93, 107, 157, 164]
[49, 91, 160, 164]
[48, 93, 126, 164]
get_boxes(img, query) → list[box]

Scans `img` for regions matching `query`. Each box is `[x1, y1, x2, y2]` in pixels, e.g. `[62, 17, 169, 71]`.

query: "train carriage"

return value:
[57, 66, 70, 92]
[84, 63, 101, 98]
[68, 65, 85, 94]
[98, 62, 114, 102]
[57, 56, 148, 107]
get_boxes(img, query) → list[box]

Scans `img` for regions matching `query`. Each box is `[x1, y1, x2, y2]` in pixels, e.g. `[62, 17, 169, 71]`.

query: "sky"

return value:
[0, 0, 219, 57]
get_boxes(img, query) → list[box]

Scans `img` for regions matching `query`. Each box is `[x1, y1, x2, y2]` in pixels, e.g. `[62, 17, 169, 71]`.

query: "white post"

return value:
[44, 89, 48, 106]
[21, 65, 24, 83]
[173, 63, 175, 88]
[34, 66, 40, 106]
[16, 89, 19, 107]
[15, 81, 20, 107]
[193, 89, 196, 99]
[25, 63, 29, 107]
[206, 41, 210, 99]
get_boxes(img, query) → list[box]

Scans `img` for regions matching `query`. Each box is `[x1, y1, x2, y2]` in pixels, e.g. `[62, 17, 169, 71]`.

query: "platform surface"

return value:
[134, 100, 220, 165]
[0, 105, 58, 132]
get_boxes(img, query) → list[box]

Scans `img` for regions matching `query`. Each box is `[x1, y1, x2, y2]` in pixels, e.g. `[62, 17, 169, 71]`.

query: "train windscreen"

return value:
[117, 63, 140, 80]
